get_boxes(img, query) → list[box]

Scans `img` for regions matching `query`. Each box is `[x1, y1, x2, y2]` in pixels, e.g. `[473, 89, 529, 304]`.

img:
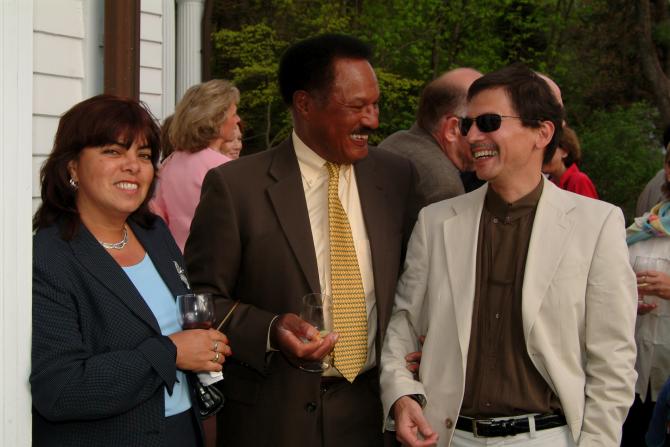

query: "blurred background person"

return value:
[151, 79, 240, 251]
[636, 124, 670, 216]
[542, 125, 599, 199]
[160, 114, 175, 162]
[379, 67, 483, 203]
[623, 147, 670, 446]
[220, 123, 243, 160]
[31, 95, 230, 447]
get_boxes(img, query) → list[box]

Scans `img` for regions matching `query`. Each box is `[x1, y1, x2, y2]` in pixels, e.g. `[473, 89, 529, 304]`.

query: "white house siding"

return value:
[141, 0, 165, 121]
[32, 0, 87, 212]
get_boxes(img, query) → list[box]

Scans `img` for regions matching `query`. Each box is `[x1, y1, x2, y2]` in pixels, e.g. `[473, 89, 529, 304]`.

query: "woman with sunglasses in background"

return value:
[542, 126, 598, 199]
[31, 95, 231, 447]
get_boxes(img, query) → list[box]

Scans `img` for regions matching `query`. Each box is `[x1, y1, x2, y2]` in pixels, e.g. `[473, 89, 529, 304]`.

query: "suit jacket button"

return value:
[445, 418, 454, 429]
[305, 402, 318, 412]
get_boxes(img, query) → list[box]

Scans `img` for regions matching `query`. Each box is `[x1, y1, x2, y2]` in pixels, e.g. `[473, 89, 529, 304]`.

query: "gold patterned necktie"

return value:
[325, 161, 368, 382]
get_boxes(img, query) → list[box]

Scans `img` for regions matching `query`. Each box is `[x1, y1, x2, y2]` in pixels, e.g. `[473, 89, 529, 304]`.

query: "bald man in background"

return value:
[380, 68, 483, 204]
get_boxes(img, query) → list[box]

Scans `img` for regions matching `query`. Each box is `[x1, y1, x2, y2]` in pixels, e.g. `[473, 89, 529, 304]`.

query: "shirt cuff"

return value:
[266, 315, 280, 352]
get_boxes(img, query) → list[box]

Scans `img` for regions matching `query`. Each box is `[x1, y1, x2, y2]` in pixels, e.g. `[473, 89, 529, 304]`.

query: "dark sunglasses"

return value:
[459, 114, 532, 136]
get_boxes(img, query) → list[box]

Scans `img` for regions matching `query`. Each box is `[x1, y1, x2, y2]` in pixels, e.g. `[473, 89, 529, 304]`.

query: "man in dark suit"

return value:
[185, 34, 420, 447]
[380, 68, 483, 203]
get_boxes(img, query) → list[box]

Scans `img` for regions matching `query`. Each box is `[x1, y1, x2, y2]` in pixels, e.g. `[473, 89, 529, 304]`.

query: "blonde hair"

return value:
[169, 79, 240, 152]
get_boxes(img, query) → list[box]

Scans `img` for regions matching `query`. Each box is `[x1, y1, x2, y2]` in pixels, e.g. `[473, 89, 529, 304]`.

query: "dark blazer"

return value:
[185, 138, 420, 446]
[379, 123, 465, 204]
[31, 218, 202, 447]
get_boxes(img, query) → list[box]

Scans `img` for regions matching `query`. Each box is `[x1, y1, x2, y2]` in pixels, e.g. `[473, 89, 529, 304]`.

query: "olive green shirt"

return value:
[460, 180, 562, 417]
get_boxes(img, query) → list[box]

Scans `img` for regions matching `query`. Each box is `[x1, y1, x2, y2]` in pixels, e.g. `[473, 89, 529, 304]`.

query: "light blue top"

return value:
[123, 254, 191, 416]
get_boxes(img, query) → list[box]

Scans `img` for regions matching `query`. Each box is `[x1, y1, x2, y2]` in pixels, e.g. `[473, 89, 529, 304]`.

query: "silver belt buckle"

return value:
[472, 418, 490, 438]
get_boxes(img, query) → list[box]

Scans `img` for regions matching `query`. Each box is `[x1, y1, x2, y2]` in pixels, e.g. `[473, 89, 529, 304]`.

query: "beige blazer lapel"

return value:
[442, 185, 488, 370]
[522, 178, 577, 341]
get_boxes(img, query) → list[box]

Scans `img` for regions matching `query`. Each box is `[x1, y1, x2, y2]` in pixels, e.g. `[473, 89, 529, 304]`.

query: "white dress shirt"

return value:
[293, 131, 377, 374]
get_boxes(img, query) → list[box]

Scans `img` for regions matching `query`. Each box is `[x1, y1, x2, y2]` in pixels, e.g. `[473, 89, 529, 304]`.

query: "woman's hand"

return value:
[637, 300, 657, 315]
[637, 270, 670, 300]
[168, 329, 231, 372]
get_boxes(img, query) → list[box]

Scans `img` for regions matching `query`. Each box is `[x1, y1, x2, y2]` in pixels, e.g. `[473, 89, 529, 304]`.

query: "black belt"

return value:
[319, 367, 377, 391]
[456, 413, 566, 438]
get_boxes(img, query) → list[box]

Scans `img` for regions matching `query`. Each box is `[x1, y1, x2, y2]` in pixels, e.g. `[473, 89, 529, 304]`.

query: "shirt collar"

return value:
[485, 178, 544, 222]
[292, 130, 353, 185]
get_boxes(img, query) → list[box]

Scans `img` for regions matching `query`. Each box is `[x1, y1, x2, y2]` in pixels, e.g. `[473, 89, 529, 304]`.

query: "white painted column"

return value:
[0, 0, 34, 445]
[83, 0, 104, 97]
[175, 0, 204, 100]
[162, 0, 176, 118]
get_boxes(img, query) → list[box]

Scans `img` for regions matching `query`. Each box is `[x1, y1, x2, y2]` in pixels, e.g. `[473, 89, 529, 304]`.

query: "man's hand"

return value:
[270, 313, 338, 361]
[393, 395, 438, 447]
[405, 335, 425, 376]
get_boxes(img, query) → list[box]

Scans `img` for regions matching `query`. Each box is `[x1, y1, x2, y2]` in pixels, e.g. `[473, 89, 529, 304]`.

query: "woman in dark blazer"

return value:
[31, 95, 231, 447]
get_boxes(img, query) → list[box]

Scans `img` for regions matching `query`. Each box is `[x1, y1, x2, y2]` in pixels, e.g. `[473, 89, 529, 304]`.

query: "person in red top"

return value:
[542, 126, 599, 199]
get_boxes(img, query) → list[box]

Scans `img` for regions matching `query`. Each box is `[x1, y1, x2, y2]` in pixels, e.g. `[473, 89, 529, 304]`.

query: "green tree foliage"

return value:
[579, 102, 662, 221]
[210, 0, 669, 217]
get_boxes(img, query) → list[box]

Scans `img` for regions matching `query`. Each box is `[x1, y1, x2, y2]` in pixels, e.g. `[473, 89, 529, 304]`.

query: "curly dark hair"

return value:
[33, 94, 161, 239]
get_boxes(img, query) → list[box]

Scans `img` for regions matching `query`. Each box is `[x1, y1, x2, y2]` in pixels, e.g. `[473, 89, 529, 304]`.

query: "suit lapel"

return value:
[354, 155, 393, 339]
[69, 223, 161, 333]
[267, 140, 321, 293]
[521, 179, 576, 340]
[442, 185, 487, 369]
[130, 221, 189, 299]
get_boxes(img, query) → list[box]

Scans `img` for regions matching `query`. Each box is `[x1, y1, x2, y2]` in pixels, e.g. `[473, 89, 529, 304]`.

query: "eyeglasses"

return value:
[459, 114, 534, 136]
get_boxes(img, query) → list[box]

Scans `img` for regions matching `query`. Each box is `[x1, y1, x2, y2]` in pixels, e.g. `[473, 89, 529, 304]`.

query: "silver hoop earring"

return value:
[69, 178, 78, 190]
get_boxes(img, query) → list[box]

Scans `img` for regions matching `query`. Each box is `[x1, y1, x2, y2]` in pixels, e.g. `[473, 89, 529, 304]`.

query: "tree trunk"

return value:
[635, 0, 670, 124]
[445, 0, 467, 70]
[653, 0, 670, 76]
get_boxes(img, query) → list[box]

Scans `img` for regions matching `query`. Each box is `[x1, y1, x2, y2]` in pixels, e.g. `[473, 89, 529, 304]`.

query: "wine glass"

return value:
[633, 256, 661, 306]
[176, 293, 222, 385]
[298, 292, 332, 373]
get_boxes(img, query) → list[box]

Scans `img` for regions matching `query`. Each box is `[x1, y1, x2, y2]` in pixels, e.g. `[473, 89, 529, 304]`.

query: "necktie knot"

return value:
[326, 161, 340, 180]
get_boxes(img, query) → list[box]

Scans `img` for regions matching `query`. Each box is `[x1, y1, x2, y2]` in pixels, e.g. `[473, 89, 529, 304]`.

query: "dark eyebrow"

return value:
[106, 141, 151, 151]
[103, 141, 130, 149]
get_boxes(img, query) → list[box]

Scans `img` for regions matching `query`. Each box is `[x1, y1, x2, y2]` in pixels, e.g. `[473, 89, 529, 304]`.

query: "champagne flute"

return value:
[633, 256, 661, 306]
[176, 293, 223, 385]
[298, 292, 332, 373]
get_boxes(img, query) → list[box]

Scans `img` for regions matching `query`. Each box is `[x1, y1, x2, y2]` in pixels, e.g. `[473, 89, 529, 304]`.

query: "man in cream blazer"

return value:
[380, 65, 637, 447]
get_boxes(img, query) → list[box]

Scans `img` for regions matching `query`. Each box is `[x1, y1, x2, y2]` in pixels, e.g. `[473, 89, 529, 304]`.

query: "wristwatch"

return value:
[408, 394, 427, 408]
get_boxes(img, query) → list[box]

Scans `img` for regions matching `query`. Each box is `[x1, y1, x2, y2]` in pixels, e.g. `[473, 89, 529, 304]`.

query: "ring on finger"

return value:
[213, 352, 220, 363]
[213, 341, 219, 352]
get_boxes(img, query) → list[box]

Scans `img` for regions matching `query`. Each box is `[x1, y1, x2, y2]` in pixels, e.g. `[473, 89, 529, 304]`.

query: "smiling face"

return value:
[296, 58, 380, 164]
[465, 88, 549, 194]
[221, 124, 243, 159]
[68, 139, 154, 224]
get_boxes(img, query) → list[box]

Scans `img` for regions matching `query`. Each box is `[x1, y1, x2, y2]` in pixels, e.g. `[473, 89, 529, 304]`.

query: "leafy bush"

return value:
[578, 102, 663, 223]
